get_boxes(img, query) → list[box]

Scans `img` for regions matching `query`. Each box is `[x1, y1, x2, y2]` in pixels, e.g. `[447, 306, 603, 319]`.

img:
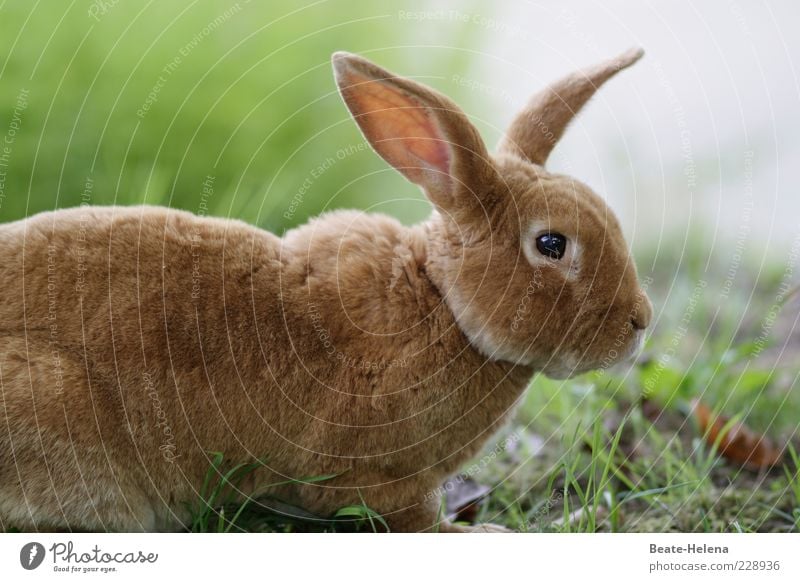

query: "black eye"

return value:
[535, 233, 567, 260]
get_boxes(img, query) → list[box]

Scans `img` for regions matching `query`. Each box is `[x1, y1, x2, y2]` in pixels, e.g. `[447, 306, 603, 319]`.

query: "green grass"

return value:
[187, 452, 388, 533]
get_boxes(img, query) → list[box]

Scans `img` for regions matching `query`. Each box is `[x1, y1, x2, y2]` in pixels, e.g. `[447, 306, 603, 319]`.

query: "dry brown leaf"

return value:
[692, 399, 783, 470]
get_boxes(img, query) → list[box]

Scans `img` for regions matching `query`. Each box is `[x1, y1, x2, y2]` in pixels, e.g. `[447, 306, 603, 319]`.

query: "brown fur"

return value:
[0, 50, 651, 532]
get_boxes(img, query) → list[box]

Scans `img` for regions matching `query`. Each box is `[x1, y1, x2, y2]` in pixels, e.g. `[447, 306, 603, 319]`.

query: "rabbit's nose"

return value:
[630, 292, 653, 330]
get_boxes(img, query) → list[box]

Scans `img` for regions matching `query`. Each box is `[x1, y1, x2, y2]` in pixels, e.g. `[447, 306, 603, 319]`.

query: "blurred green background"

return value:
[0, 0, 484, 233]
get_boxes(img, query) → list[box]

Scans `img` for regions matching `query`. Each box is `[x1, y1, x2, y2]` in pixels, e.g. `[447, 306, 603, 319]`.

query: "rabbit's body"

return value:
[0, 205, 529, 531]
[0, 49, 653, 532]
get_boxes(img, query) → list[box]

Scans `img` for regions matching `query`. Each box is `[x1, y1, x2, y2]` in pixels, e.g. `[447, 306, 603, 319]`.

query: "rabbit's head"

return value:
[333, 49, 652, 379]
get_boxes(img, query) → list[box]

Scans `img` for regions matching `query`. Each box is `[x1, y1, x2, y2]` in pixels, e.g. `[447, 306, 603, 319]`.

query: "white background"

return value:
[2, 533, 798, 580]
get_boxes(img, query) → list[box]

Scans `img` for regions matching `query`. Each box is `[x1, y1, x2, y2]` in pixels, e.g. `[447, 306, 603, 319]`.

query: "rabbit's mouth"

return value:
[542, 329, 645, 379]
[541, 353, 591, 379]
[627, 329, 646, 360]
[608, 328, 647, 368]
[611, 328, 646, 368]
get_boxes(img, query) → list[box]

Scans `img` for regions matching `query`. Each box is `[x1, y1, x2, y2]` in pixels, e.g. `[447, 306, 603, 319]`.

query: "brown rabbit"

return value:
[0, 49, 651, 532]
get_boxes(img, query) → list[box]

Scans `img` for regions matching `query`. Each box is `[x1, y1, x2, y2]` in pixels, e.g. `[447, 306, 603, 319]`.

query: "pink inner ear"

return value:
[342, 70, 452, 188]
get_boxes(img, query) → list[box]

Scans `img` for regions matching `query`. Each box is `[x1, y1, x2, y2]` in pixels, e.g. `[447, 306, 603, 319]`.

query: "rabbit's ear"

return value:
[333, 52, 496, 221]
[498, 48, 644, 166]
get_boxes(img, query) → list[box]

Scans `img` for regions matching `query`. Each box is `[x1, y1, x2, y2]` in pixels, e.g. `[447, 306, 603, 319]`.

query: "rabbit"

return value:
[0, 48, 652, 533]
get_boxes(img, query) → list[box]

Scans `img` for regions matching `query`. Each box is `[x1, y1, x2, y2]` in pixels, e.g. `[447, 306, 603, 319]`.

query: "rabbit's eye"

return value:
[535, 233, 567, 260]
